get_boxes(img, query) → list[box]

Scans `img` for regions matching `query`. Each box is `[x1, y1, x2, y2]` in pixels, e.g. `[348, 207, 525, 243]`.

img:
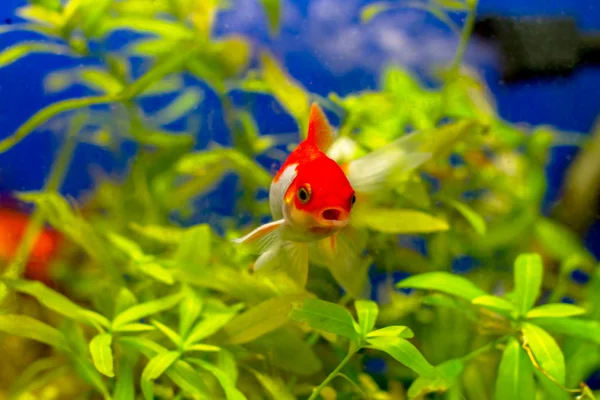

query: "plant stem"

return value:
[447, 0, 479, 82]
[0, 114, 83, 303]
[308, 347, 356, 400]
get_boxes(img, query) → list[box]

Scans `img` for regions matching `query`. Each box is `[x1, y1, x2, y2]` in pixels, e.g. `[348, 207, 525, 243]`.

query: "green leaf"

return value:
[355, 300, 379, 336]
[4, 279, 109, 329]
[218, 349, 238, 384]
[0, 314, 69, 351]
[188, 359, 246, 400]
[113, 323, 156, 333]
[529, 318, 600, 345]
[522, 322, 565, 385]
[70, 353, 112, 399]
[106, 232, 145, 260]
[258, 51, 310, 132]
[114, 287, 138, 316]
[79, 68, 124, 95]
[526, 304, 586, 319]
[141, 351, 181, 400]
[433, 0, 468, 9]
[351, 208, 449, 234]
[130, 222, 183, 244]
[407, 359, 464, 399]
[248, 326, 322, 376]
[444, 198, 487, 235]
[248, 368, 295, 400]
[534, 218, 595, 266]
[0, 42, 70, 68]
[260, 0, 281, 35]
[154, 87, 203, 125]
[179, 286, 203, 338]
[472, 295, 515, 314]
[186, 344, 221, 352]
[184, 308, 239, 346]
[174, 224, 212, 268]
[16, 5, 63, 27]
[113, 351, 137, 399]
[112, 293, 182, 329]
[138, 262, 175, 285]
[495, 337, 535, 400]
[152, 320, 182, 347]
[223, 294, 309, 345]
[289, 298, 360, 341]
[0, 95, 112, 153]
[368, 336, 438, 378]
[397, 272, 487, 301]
[89, 333, 114, 377]
[513, 253, 544, 315]
[367, 325, 414, 339]
[360, 2, 392, 23]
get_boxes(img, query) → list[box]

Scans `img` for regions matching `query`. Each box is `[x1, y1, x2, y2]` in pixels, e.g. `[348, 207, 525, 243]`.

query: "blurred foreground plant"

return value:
[0, 0, 598, 399]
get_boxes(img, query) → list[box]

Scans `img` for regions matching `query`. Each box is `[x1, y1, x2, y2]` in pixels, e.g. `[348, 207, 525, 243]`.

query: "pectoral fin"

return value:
[253, 241, 309, 288]
[312, 231, 371, 298]
[232, 219, 285, 254]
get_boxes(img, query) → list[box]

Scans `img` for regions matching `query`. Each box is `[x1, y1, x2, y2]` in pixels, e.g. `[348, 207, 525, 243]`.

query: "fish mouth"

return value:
[314, 207, 349, 228]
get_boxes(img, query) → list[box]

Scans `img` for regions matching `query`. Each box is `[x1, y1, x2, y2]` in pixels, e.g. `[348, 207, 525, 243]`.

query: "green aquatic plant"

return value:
[0, 0, 599, 399]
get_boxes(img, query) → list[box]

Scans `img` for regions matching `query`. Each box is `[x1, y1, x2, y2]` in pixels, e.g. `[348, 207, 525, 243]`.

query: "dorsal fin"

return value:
[306, 102, 334, 152]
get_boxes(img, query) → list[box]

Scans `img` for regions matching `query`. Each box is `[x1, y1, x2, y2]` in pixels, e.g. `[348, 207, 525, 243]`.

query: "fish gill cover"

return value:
[0, 0, 598, 399]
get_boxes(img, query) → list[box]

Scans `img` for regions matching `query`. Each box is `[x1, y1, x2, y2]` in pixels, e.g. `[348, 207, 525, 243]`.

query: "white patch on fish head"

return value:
[269, 163, 298, 220]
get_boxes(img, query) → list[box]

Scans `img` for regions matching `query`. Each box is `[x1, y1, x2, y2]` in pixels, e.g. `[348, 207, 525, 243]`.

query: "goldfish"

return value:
[0, 205, 62, 285]
[234, 103, 431, 296]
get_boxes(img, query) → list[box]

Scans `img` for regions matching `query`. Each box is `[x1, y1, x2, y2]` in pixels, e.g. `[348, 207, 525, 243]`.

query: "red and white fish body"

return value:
[235, 103, 431, 295]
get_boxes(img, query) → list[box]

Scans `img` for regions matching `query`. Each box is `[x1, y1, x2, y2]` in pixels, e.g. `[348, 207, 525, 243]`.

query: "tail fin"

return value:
[344, 132, 431, 195]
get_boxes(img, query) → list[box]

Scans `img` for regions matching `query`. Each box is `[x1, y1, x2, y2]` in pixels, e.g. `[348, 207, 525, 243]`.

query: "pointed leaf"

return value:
[289, 298, 360, 340]
[180, 286, 203, 337]
[186, 344, 221, 352]
[184, 309, 239, 346]
[89, 333, 114, 377]
[106, 232, 145, 260]
[114, 323, 156, 333]
[472, 295, 515, 315]
[526, 303, 586, 319]
[407, 359, 464, 399]
[368, 336, 438, 378]
[367, 325, 414, 339]
[514, 253, 543, 315]
[522, 322, 565, 385]
[113, 293, 182, 329]
[141, 351, 181, 400]
[0, 42, 70, 68]
[260, 0, 281, 34]
[351, 208, 449, 234]
[114, 287, 137, 317]
[154, 87, 203, 125]
[4, 279, 109, 329]
[397, 272, 487, 301]
[188, 359, 246, 400]
[223, 294, 309, 344]
[174, 224, 212, 269]
[445, 198, 486, 235]
[249, 368, 295, 400]
[529, 318, 600, 345]
[355, 300, 379, 336]
[0, 314, 69, 351]
[152, 319, 182, 347]
[138, 261, 175, 285]
[495, 337, 535, 400]
[360, 2, 393, 23]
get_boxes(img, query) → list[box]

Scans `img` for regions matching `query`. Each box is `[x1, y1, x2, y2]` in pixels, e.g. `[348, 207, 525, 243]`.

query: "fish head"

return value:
[283, 155, 356, 238]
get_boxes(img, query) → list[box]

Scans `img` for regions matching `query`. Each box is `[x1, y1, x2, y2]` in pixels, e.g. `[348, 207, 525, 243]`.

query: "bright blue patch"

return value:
[449, 153, 464, 167]
[571, 269, 590, 285]
[560, 296, 576, 304]
[452, 256, 478, 274]
[364, 357, 387, 374]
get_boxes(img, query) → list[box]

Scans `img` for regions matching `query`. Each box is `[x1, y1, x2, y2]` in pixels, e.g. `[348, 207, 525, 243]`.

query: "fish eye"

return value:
[297, 186, 311, 204]
[351, 194, 356, 205]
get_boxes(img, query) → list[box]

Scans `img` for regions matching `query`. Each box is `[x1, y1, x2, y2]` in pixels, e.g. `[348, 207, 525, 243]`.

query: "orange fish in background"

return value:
[234, 103, 431, 296]
[0, 207, 63, 285]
